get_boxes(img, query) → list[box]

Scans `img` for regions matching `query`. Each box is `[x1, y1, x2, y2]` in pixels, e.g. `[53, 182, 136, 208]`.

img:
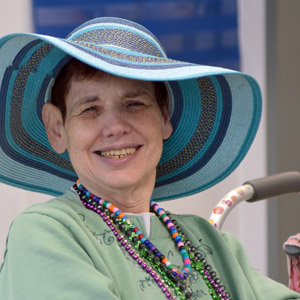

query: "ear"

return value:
[161, 104, 173, 140]
[42, 103, 67, 153]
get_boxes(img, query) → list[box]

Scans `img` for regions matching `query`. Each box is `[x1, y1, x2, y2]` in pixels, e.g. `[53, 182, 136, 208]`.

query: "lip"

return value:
[93, 145, 142, 165]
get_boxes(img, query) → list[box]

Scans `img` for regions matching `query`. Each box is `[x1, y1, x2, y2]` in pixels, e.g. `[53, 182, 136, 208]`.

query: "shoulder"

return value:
[169, 212, 243, 249]
[170, 212, 219, 235]
[17, 189, 83, 222]
[6, 189, 87, 243]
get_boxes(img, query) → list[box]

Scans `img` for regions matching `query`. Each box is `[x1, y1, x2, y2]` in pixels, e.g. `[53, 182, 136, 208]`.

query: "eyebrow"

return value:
[122, 89, 153, 99]
[70, 96, 99, 112]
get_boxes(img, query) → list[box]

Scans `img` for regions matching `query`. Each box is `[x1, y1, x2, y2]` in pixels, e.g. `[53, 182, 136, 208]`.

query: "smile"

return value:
[98, 147, 137, 159]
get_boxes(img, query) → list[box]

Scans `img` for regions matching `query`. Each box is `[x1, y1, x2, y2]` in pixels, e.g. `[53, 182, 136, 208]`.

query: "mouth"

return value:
[95, 147, 138, 159]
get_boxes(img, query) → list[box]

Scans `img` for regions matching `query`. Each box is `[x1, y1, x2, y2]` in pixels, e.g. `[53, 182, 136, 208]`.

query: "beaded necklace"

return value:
[74, 180, 232, 300]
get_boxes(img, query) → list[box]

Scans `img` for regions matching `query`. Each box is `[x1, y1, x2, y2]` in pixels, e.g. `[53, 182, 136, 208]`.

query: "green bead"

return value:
[174, 287, 182, 296]
[161, 213, 167, 219]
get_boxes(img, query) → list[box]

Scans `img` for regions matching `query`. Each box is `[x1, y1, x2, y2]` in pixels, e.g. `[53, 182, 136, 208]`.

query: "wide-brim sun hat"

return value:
[0, 17, 261, 201]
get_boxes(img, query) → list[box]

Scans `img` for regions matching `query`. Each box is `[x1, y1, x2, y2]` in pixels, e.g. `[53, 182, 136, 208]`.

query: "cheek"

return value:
[64, 122, 94, 154]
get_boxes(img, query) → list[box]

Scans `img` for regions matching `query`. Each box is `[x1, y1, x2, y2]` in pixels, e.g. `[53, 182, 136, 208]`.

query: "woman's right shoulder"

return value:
[12, 189, 84, 229]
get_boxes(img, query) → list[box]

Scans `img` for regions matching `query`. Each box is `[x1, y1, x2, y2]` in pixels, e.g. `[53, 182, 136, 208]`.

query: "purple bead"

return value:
[100, 212, 105, 217]
[110, 226, 115, 230]
[125, 245, 130, 251]
[150, 246, 156, 251]
[162, 287, 167, 293]
[103, 216, 108, 221]
[154, 276, 160, 282]
[150, 271, 156, 277]
[117, 236, 123, 241]
[142, 264, 147, 269]
[121, 241, 126, 246]
[133, 255, 138, 260]
[166, 292, 171, 298]
[97, 209, 101, 214]
[129, 250, 134, 256]
[138, 259, 143, 265]
[158, 281, 163, 287]
[114, 231, 118, 236]
[146, 267, 151, 273]
[179, 273, 185, 280]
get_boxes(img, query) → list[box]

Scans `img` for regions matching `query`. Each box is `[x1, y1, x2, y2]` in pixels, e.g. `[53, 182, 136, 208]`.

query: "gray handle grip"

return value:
[244, 171, 300, 202]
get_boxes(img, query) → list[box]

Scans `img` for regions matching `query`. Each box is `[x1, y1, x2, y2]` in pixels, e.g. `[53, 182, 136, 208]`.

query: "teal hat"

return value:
[0, 17, 261, 201]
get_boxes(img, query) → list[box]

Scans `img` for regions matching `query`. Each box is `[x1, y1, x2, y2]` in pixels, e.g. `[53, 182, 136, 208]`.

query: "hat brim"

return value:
[0, 18, 261, 201]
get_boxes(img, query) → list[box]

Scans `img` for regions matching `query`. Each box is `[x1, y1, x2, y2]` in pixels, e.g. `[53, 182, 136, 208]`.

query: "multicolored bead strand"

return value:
[151, 200, 191, 277]
[151, 201, 232, 300]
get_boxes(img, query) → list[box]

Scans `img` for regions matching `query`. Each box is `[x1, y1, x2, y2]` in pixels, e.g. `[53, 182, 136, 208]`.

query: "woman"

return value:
[0, 17, 298, 300]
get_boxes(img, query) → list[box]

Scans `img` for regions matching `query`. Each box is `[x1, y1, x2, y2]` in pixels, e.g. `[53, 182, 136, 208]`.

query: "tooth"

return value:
[100, 147, 137, 157]
[128, 148, 135, 154]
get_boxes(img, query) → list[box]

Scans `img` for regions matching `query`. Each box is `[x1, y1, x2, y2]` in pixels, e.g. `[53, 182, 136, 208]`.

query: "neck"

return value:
[78, 178, 154, 213]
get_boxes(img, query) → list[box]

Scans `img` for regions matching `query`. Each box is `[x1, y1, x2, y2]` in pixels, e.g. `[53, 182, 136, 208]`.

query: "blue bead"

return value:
[174, 236, 181, 242]
[180, 248, 186, 253]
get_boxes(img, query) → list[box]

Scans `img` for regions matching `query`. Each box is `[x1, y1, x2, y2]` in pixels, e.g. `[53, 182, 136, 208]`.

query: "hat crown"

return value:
[66, 17, 167, 58]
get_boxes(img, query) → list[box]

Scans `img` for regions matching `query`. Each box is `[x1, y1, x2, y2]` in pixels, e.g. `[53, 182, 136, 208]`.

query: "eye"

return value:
[81, 105, 101, 116]
[126, 100, 145, 107]
[126, 100, 147, 108]
[83, 106, 97, 112]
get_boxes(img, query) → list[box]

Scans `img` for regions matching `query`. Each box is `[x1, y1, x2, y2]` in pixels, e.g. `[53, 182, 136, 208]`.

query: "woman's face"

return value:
[45, 74, 172, 197]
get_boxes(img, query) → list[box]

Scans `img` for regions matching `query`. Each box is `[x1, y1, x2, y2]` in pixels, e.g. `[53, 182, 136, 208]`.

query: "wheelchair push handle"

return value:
[244, 171, 300, 202]
[209, 171, 300, 229]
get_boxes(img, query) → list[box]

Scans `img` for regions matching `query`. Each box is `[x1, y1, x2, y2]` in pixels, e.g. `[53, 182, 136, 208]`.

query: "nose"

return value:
[101, 108, 131, 138]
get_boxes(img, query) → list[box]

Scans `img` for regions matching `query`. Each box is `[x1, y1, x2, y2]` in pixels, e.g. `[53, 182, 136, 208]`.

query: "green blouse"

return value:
[1, 190, 299, 300]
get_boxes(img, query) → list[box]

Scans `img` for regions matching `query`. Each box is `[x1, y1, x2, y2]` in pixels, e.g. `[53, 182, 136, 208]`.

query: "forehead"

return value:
[67, 73, 155, 96]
